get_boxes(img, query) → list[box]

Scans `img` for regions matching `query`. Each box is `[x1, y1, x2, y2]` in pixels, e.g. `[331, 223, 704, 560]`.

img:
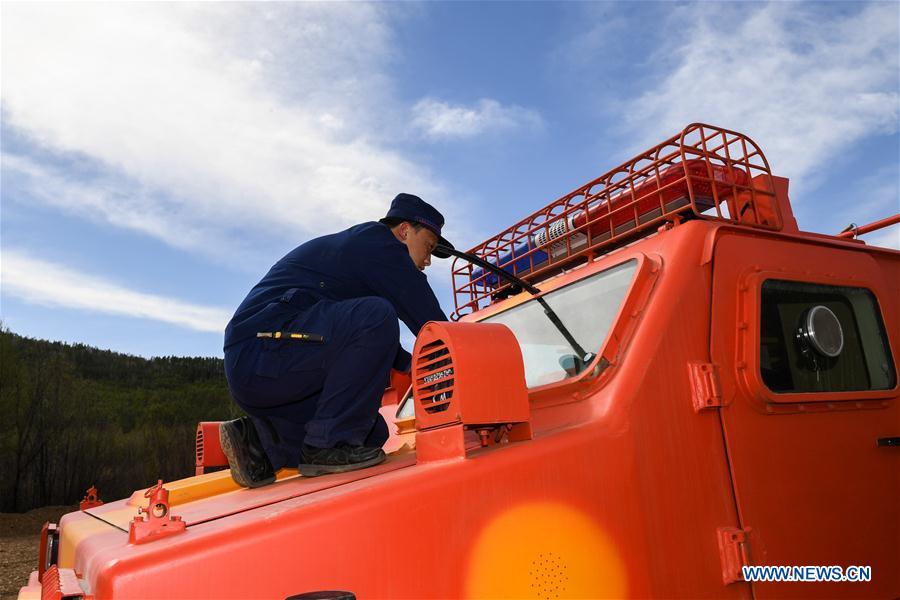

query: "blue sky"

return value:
[2, 1, 898, 358]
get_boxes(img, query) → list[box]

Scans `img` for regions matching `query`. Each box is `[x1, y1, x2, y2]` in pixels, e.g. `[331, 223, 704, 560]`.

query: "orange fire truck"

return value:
[19, 124, 899, 599]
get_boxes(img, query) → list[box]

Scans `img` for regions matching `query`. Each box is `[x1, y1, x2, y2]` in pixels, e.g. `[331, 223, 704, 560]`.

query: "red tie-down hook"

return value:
[129, 480, 186, 544]
[79, 485, 103, 510]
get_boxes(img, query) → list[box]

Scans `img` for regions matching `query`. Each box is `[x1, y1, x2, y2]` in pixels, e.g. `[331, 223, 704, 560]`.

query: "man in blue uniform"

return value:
[220, 193, 451, 486]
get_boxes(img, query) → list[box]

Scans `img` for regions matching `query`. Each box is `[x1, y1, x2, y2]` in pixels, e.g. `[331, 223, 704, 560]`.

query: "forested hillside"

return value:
[0, 328, 240, 512]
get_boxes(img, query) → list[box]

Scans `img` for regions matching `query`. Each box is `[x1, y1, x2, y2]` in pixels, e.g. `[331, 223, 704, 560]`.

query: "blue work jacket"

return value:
[224, 222, 447, 369]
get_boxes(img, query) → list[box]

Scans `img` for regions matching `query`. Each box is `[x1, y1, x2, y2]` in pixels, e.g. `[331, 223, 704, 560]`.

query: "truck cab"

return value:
[20, 123, 899, 599]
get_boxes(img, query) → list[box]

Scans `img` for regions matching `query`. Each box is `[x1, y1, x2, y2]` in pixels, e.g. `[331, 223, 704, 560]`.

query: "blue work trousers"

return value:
[224, 296, 397, 469]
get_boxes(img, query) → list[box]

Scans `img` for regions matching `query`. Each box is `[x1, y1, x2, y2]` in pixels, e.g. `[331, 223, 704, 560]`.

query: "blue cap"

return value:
[385, 193, 453, 258]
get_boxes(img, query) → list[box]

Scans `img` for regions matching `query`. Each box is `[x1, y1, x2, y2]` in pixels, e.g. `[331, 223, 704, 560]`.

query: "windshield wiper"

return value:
[437, 244, 595, 369]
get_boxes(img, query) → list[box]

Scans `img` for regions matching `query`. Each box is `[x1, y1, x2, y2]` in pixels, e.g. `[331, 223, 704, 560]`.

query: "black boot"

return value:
[219, 417, 276, 488]
[299, 443, 386, 477]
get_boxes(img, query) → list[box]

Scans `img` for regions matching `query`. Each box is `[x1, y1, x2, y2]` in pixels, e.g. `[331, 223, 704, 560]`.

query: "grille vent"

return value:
[194, 422, 229, 475]
[415, 340, 455, 415]
[195, 426, 205, 465]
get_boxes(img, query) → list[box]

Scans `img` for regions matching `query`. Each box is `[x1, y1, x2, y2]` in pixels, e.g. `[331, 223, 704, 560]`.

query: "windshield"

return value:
[483, 259, 638, 388]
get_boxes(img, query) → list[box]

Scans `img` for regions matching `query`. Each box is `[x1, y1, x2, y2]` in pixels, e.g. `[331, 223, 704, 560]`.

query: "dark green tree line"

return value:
[0, 327, 241, 512]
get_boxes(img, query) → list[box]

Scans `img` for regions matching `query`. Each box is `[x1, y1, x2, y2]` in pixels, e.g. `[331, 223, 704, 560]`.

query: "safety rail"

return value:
[450, 123, 781, 319]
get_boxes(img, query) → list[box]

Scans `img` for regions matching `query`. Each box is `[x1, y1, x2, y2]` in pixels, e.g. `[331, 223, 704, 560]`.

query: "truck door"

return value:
[710, 231, 899, 599]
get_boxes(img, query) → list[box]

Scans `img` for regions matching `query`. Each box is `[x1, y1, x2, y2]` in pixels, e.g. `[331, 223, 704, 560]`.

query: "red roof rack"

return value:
[450, 123, 781, 319]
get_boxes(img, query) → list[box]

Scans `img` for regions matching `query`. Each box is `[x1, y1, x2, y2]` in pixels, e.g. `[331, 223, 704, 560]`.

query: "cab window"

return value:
[760, 280, 896, 393]
[484, 260, 638, 388]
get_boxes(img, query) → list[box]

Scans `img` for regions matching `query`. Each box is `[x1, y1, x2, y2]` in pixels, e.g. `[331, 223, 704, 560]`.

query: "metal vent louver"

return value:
[194, 422, 229, 475]
[195, 426, 205, 465]
[414, 340, 455, 415]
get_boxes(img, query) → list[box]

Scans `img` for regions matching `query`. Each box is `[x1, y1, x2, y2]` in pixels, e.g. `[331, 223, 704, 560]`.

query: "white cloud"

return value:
[1, 251, 232, 333]
[412, 98, 543, 140]
[621, 2, 899, 196]
[1, 3, 444, 245]
[1, 153, 274, 269]
[3, 153, 217, 253]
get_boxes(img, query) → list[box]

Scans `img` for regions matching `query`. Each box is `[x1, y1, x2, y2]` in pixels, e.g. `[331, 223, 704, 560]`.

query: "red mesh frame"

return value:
[450, 123, 780, 319]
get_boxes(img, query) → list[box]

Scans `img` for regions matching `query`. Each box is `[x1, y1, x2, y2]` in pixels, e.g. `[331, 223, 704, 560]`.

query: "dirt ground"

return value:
[0, 506, 75, 599]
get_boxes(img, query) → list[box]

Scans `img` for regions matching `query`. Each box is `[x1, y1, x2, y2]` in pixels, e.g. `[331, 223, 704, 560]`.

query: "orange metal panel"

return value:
[710, 230, 900, 598]
[84, 455, 415, 529]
